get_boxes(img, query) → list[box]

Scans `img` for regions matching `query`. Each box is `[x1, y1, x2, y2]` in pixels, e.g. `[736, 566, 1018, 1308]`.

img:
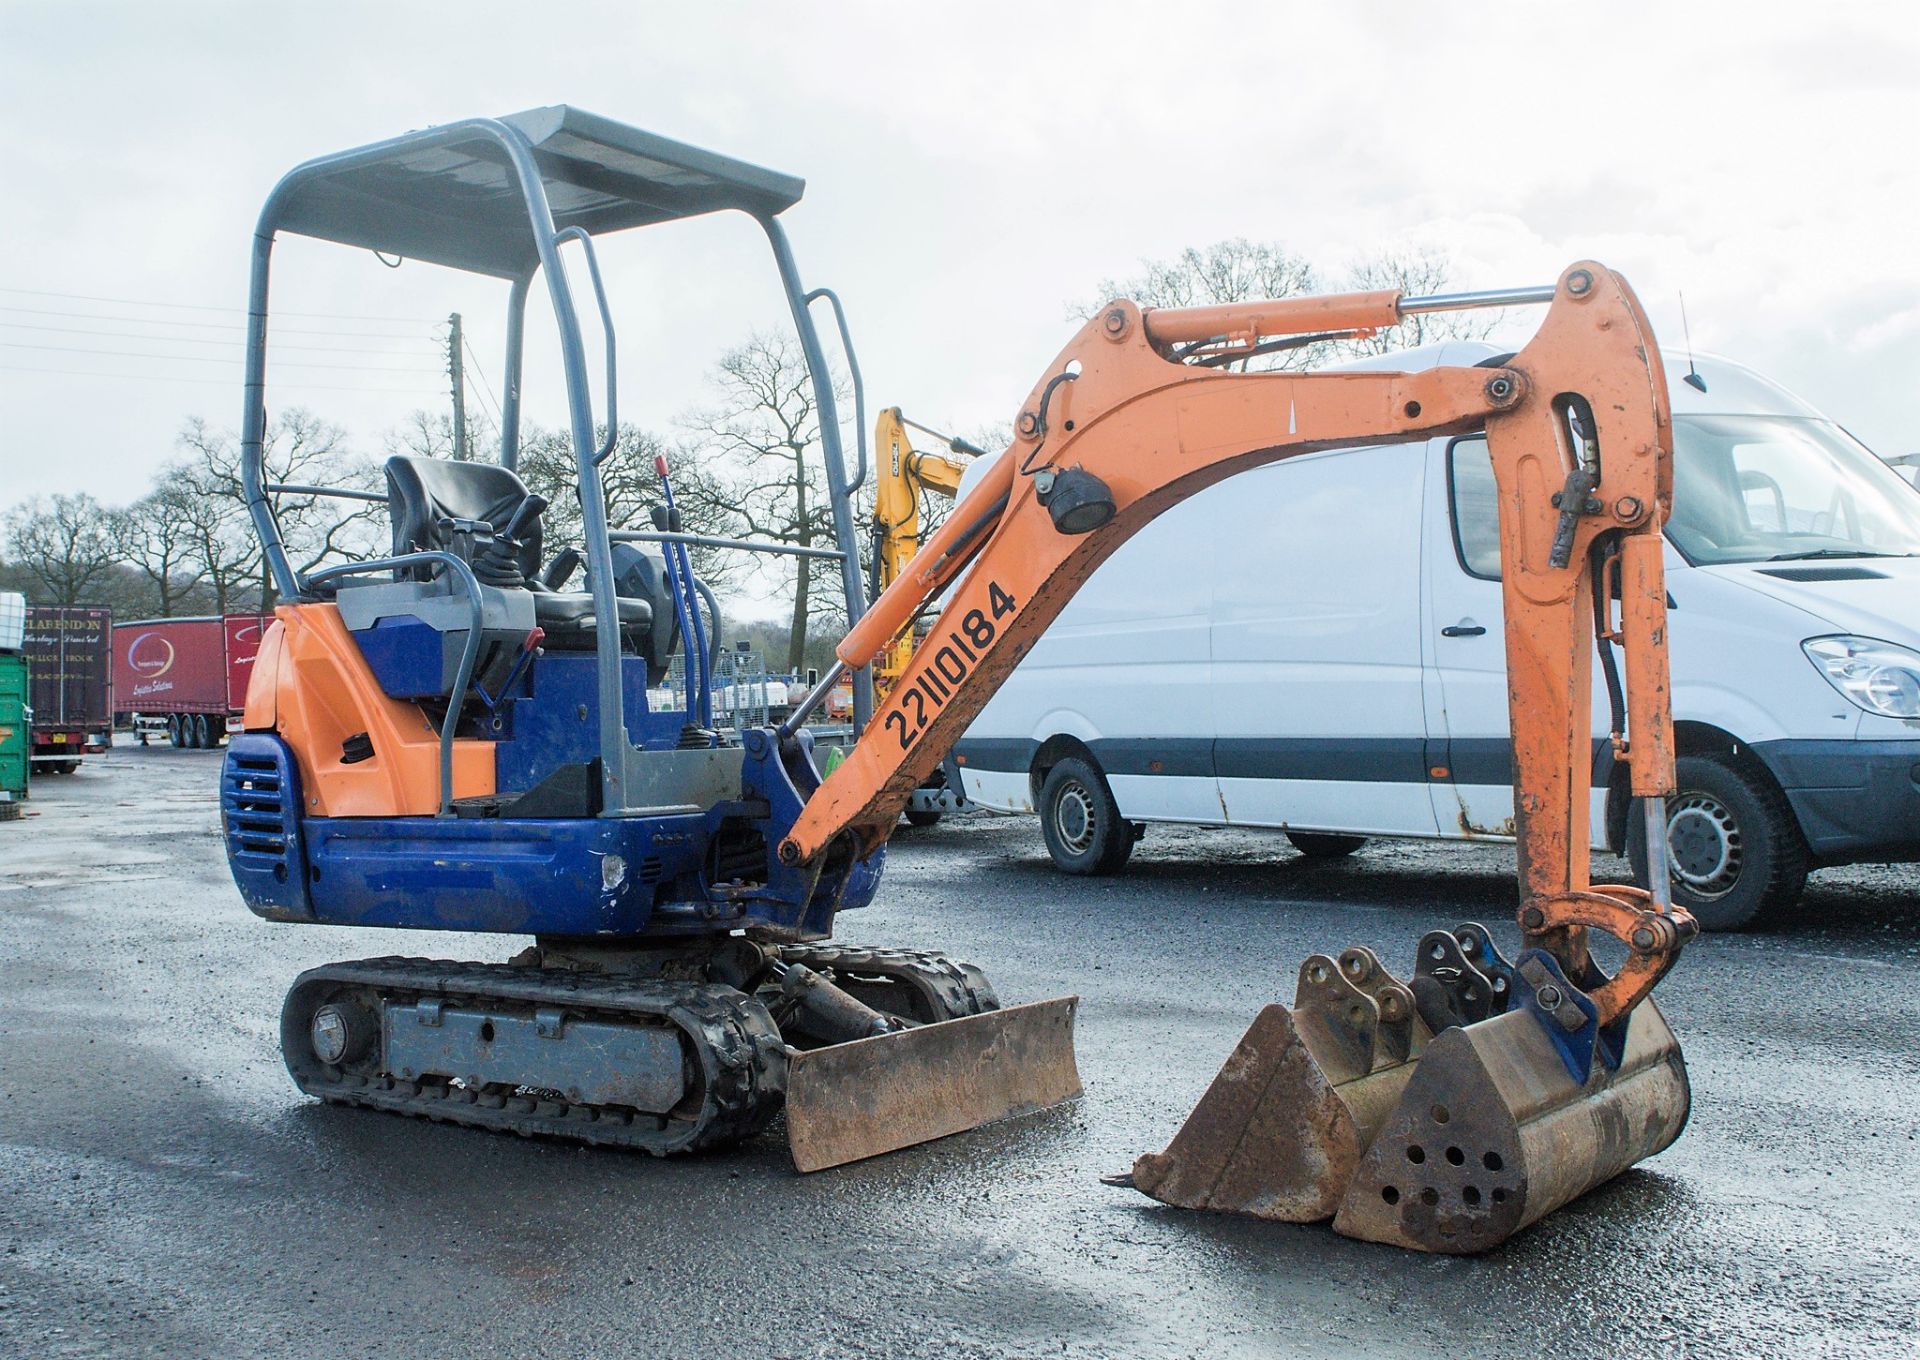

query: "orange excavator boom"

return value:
[780, 262, 1694, 1251]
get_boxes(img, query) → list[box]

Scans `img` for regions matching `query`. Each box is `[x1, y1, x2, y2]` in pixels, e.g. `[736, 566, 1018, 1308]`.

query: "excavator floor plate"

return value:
[786, 996, 1081, 1172]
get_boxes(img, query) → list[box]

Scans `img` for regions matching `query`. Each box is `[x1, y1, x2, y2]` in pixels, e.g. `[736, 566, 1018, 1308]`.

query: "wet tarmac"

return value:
[2, 747, 1916, 1359]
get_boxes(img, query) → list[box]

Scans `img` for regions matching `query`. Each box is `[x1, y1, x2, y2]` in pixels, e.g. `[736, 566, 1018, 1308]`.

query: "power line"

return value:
[0, 284, 440, 324]
[0, 303, 441, 339]
[462, 337, 505, 427]
[0, 361, 435, 394]
[0, 340, 443, 373]
[0, 320, 439, 357]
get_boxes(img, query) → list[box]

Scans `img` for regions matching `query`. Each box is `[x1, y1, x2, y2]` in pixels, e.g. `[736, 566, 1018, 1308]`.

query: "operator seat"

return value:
[382, 455, 653, 651]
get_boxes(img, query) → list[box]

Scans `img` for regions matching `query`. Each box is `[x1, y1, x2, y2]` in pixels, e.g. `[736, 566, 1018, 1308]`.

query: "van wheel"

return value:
[1627, 752, 1807, 931]
[1039, 757, 1134, 876]
[1286, 832, 1368, 859]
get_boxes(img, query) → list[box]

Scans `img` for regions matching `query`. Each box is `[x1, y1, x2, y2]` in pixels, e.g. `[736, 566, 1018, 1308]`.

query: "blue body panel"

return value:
[302, 810, 710, 934]
[223, 633, 886, 942]
[354, 616, 454, 701]
[493, 652, 683, 793]
[221, 726, 882, 939]
[222, 734, 311, 921]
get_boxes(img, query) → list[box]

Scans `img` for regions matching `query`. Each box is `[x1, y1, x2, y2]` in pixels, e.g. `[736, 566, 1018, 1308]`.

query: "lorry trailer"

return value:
[23, 605, 112, 773]
[112, 614, 274, 748]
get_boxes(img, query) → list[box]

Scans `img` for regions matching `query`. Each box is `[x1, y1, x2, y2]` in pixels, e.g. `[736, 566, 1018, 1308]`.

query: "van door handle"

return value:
[1441, 622, 1487, 638]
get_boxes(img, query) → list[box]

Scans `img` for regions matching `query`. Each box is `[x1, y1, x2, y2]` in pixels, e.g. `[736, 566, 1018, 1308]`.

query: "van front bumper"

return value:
[1753, 738, 1920, 864]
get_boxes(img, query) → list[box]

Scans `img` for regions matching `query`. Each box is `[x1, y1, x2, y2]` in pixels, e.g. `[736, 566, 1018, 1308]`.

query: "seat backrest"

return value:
[385, 455, 543, 581]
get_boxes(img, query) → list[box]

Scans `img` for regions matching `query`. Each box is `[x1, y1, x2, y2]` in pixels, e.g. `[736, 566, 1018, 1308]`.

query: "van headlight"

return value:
[1803, 636, 1920, 718]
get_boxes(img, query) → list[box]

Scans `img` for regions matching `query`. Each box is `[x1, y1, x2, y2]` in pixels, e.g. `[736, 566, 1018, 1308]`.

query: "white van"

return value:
[954, 344, 1920, 929]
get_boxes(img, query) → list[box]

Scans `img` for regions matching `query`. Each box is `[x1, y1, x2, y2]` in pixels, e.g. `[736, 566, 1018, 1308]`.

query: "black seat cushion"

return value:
[383, 454, 661, 655]
[385, 455, 542, 581]
[532, 591, 654, 650]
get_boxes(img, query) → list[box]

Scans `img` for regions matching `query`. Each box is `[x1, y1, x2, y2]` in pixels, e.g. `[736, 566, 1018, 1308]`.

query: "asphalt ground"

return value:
[2, 746, 1916, 1359]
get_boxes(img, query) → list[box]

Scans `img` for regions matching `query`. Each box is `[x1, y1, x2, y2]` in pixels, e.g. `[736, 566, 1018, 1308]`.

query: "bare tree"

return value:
[1340, 247, 1502, 354]
[1085, 238, 1321, 318]
[513, 422, 737, 589]
[678, 333, 847, 673]
[2, 493, 121, 605]
[177, 408, 381, 608]
[1080, 239, 1495, 369]
[114, 478, 206, 616]
[382, 409, 738, 609]
[386, 407, 499, 466]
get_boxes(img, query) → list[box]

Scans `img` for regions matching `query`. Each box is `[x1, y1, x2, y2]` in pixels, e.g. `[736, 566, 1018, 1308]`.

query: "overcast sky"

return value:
[3, 1, 1918, 520]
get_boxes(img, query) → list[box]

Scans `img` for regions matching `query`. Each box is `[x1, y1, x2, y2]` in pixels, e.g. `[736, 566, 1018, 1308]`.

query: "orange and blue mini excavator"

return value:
[225, 108, 1693, 1251]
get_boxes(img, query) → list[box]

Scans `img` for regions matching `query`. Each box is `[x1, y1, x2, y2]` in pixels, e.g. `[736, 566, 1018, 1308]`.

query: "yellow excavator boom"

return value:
[871, 407, 979, 690]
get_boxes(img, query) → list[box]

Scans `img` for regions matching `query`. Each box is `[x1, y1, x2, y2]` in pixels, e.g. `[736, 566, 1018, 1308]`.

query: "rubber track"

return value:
[284, 957, 786, 1156]
[778, 943, 1000, 1020]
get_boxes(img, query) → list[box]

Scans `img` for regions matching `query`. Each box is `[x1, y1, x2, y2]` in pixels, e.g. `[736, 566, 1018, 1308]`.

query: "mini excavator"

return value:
[223, 108, 1693, 1253]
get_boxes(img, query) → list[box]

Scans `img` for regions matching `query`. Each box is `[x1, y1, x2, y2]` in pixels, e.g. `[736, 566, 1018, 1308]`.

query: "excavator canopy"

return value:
[263, 105, 805, 277]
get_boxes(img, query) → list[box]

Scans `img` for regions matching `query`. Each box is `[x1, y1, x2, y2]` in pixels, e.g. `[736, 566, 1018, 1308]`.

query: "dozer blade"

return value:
[785, 996, 1081, 1172]
[1128, 951, 1425, 1221]
[1332, 997, 1689, 1253]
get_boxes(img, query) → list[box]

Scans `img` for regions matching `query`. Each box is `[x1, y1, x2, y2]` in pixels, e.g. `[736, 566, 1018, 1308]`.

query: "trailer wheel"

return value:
[1285, 832, 1368, 859]
[1039, 757, 1134, 876]
[194, 714, 213, 748]
[166, 714, 183, 747]
[1626, 752, 1808, 931]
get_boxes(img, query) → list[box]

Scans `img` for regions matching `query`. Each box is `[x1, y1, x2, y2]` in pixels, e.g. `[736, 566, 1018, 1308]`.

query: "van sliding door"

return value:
[1211, 445, 1440, 836]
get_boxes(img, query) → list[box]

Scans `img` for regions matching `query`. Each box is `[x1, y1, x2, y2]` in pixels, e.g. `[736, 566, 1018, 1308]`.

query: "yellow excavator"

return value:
[869, 408, 980, 692]
[225, 108, 1693, 1257]
[866, 409, 979, 824]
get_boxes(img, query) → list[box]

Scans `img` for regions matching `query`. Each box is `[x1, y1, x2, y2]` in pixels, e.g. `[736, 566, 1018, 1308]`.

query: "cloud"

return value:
[1, 0, 1917, 509]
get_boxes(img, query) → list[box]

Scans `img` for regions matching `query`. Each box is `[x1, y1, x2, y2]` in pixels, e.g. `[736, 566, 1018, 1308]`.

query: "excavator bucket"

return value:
[1332, 990, 1689, 1253]
[785, 997, 1082, 1173]
[1128, 948, 1426, 1221]
[1129, 927, 1689, 1251]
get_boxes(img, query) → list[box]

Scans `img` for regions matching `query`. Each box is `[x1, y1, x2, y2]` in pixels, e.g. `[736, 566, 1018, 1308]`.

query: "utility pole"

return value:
[447, 312, 469, 460]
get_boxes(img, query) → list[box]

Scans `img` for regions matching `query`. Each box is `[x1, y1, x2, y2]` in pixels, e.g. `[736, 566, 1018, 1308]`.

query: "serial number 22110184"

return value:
[883, 581, 1017, 750]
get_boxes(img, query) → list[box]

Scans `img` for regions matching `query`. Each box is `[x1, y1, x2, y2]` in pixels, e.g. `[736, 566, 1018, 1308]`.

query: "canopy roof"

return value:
[266, 106, 806, 278]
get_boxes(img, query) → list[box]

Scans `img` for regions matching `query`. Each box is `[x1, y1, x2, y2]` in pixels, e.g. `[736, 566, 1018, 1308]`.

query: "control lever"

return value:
[472, 493, 549, 589]
[501, 493, 548, 544]
[435, 515, 494, 566]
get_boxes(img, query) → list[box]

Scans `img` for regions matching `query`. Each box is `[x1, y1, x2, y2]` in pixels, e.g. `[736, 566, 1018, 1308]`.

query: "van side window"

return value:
[1446, 436, 1501, 580]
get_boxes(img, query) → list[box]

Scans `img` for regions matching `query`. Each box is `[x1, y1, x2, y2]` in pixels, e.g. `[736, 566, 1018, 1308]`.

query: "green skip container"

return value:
[0, 651, 28, 808]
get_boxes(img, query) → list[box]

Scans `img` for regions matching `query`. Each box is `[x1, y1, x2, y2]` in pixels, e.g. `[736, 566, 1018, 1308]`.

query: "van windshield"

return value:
[1447, 418, 1920, 579]
[1666, 416, 1920, 564]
